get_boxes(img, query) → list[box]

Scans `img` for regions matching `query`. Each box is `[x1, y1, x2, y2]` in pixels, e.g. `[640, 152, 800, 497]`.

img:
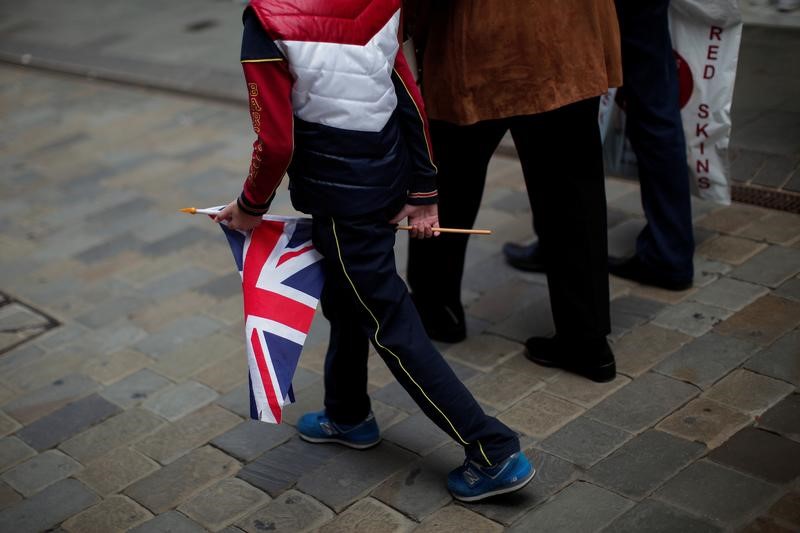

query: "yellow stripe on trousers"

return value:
[331, 220, 492, 466]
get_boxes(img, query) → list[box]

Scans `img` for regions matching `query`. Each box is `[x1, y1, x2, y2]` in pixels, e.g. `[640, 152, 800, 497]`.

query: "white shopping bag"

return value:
[600, 0, 743, 205]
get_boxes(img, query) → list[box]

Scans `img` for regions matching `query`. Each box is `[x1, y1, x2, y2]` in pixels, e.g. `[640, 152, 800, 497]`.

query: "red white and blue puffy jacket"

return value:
[237, 0, 437, 218]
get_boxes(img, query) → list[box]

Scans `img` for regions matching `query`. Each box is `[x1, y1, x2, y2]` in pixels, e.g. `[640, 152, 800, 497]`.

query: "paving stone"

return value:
[193, 351, 247, 394]
[464, 448, 578, 525]
[100, 368, 173, 409]
[607, 218, 645, 258]
[317, 497, 414, 533]
[466, 278, 550, 324]
[508, 481, 634, 532]
[139, 266, 219, 300]
[371, 399, 408, 432]
[704, 369, 793, 415]
[0, 478, 99, 533]
[372, 443, 459, 522]
[237, 436, 346, 497]
[125, 446, 239, 514]
[135, 403, 241, 464]
[715, 295, 800, 345]
[75, 446, 160, 495]
[216, 382, 254, 419]
[739, 516, 796, 533]
[587, 430, 705, 500]
[297, 442, 416, 512]
[539, 416, 631, 469]
[745, 331, 800, 386]
[415, 504, 504, 533]
[696, 235, 767, 265]
[697, 204, 770, 234]
[468, 366, 545, 412]
[610, 296, 667, 335]
[652, 301, 732, 337]
[2, 373, 99, 425]
[134, 315, 224, 358]
[130, 291, 217, 332]
[767, 491, 800, 529]
[178, 477, 269, 532]
[757, 393, 800, 442]
[81, 348, 153, 386]
[739, 211, 800, 246]
[129, 510, 207, 533]
[140, 226, 214, 257]
[498, 391, 584, 440]
[654, 460, 780, 527]
[59, 408, 165, 463]
[16, 393, 121, 451]
[236, 490, 334, 533]
[1, 449, 82, 497]
[709, 427, 800, 484]
[280, 378, 324, 427]
[657, 398, 752, 449]
[0, 437, 36, 473]
[587, 372, 699, 433]
[75, 294, 151, 328]
[0, 412, 19, 439]
[693, 257, 732, 287]
[486, 298, 555, 342]
[194, 272, 243, 300]
[141, 380, 218, 422]
[603, 499, 722, 533]
[692, 278, 770, 311]
[383, 411, 452, 456]
[0, 481, 21, 512]
[654, 332, 760, 390]
[152, 332, 240, 381]
[629, 283, 696, 306]
[774, 276, 800, 302]
[442, 334, 523, 372]
[543, 372, 630, 409]
[729, 246, 800, 288]
[372, 381, 421, 415]
[613, 324, 692, 377]
[62, 495, 153, 533]
[211, 419, 294, 462]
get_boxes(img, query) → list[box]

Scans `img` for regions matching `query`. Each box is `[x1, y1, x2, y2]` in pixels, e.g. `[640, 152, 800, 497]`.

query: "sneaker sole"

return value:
[451, 466, 537, 502]
[298, 433, 382, 450]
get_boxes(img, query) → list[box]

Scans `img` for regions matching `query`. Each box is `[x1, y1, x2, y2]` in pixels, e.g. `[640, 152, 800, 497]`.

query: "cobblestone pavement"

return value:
[1, 61, 799, 532]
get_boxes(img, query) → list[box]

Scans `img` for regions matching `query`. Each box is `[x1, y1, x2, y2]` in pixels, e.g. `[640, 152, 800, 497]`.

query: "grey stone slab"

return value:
[76, 232, 145, 263]
[125, 446, 239, 514]
[486, 298, 555, 343]
[383, 411, 452, 456]
[100, 368, 173, 408]
[129, 511, 207, 533]
[140, 226, 215, 257]
[211, 419, 294, 462]
[753, 154, 798, 187]
[757, 393, 800, 441]
[465, 449, 579, 526]
[745, 331, 800, 386]
[729, 246, 800, 288]
[85, 196, 155, 226]
[611, 296, 667, 332]
[194, 272, 242, 300]
[587, 430, 706, 499]
[539, 417, 631, 469]
[0, 481, 21, 512]
[296, 442, 417, 512]
[178, 477, 269, 532]
[692, 278, 769, 312]
[775, 277, 800, 302]
[141, 380, 217, 421]
[655, 460, 780, 526]
[603, 499, 722, 533]
[134, 315, 224, 358]
[652, 301, 733, 337]
[216, 382, 251, 419]
[16, 393, 121, 451]
[0, 437, 36, 473]
[372, 380, 420, 415]
[508, 481, 634, 532]
[75, 294, 152, 329]
[3, 373, 100, 425]
[1, 449, 82, 497]
[587, 373, 700, 433]
[655, 332, 761, 390]
[709, 427, 800, 484]
[0, 478, 98, 532]
[237, 436, 346, 497]
[237, 490, 334, 533]
[139, 266, 218, 299]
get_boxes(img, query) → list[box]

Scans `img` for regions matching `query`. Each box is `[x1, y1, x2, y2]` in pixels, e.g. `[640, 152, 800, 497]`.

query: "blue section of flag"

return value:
[287, 219, 313, 249]
[283, 265, 325, 300]
[248, 374, 259, 420]
[263, 330, 303, 401]
[221, 225, 246, 272]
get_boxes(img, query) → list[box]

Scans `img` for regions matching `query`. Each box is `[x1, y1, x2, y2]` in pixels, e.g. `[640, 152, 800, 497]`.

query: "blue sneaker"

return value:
[447, 452, 536, 502]
[297, 410, 381, 449]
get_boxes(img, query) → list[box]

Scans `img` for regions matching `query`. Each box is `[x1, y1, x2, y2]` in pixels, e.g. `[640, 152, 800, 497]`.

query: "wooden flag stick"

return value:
[180, 207, 220, 215]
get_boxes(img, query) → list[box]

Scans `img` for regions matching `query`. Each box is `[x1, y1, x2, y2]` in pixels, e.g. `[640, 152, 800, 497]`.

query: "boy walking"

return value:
[214, 0, 534, 501]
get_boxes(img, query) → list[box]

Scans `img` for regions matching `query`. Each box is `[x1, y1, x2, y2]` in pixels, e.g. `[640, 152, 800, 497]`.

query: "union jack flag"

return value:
[219, 214, 324, 424]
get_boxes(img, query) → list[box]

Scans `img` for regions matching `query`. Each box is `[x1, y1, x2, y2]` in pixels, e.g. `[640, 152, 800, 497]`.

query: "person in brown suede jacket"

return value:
[405, 0, 624, 383]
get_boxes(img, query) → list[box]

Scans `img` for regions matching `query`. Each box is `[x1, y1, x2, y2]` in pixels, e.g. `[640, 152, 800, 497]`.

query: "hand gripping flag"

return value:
[219, 214, 324, 423]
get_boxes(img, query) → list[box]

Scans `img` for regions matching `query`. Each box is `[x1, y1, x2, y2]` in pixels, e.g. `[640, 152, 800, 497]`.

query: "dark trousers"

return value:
[311, 211, 519, 466]
[408, 97, 611, 342]
[617, 0, 695, 282]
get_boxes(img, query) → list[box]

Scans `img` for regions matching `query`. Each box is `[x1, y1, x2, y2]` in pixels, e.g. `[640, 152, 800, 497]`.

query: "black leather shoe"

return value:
[502, 241, 546, 273]
[608, 255, 692, 291]
[524, 336, 616, 383]
[410, 293, 466, 343]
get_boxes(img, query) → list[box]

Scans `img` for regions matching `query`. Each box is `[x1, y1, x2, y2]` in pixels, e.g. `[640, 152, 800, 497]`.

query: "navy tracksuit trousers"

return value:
[311, 211, 519, 466]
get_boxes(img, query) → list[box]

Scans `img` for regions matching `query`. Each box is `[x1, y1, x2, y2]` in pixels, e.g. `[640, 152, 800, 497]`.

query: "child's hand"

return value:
[390, 203, 440, 239]
[214, 200, 263, 231]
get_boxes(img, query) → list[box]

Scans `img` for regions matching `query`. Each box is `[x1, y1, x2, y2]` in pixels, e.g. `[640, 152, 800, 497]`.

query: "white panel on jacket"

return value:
[275, 10, 401, 133]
